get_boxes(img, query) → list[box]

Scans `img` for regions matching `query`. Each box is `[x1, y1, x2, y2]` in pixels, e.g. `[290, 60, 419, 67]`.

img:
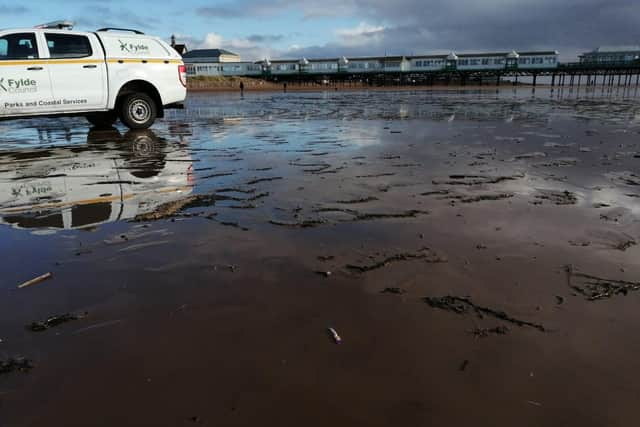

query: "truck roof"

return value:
[0, 27, 182, 60]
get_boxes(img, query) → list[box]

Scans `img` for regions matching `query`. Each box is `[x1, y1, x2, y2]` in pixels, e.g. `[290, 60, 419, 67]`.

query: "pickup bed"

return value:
[0, 24, 187, 129]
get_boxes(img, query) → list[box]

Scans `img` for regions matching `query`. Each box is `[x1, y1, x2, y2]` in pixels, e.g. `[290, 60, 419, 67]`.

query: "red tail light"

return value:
[178, 64, 187, 87]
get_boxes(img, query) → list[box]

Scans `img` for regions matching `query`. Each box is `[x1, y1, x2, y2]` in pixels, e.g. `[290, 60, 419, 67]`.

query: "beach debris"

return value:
[565, 265, 640, 301]
[527, 400, 542, 407]
[606, 171, 640, 187]
[469, 326, 509, 338]
[599, 208, 628, 223]
[328, 327, 342, 344]
[245, 192, 270, 202]
[346, 247, 447, 273]
[214, 220, 250, 231]
[212, 264, 237, 273]
[315, 270, 332, 278]
[569, 240, 591, 247]
[420, 190, 451, 196]
[355, 172, 396, 178]
[133, 194, 224, 221]
[226, 203, 258, 210]
[613, 239, 637, 251]
[133, 197, 201, 221]
[381, 287, 406, 295]
[432, 173, 523, 186]
[423, 296, 546, 332]
[245, 176, 283, 185]
[533, 189, 578, 205]
[317, 255, 335, 262]
[28, 312, 88, 332]
[456, 193, 514, 203]
[313, 207, 430, 223]
[335, 196, 378, 204]
[269, 218, 327, 228]
[512, 152, 547, 160]
[1, 356, 34, 375]
[347, 210, 430, 222]
[459, 360, 470, 371]
[420, 189, 514, 204]
[214, 187, 257, 194]
[18, 272, 53, 289]
[534, 158, 580, 168]
[132, 190, 266, 222]
[555, 296, 565, 305]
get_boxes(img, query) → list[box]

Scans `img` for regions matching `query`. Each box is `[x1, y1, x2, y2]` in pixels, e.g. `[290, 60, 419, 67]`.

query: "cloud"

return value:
[73, 6, 161, 31]
[0, 6, 29, 14]
[246, 34, 284, 43]
[196, 6, 245, 18]
[192, 0, 640, 61]
[175, 32, 280, 61]
[196, 0, 356, 19]
[335, 22, 386, 47]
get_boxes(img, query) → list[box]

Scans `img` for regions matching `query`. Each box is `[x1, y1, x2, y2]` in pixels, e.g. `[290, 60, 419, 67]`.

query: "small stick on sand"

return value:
[18, 272, 53, 289]
[328, 327, 342, 344]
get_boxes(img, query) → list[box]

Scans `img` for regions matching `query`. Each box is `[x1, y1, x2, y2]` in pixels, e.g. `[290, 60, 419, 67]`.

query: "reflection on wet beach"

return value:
[1, 88, 640, 427]
[0, 129, 193, 232]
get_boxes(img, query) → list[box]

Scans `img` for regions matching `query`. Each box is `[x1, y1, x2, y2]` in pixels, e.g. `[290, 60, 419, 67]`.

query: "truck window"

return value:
[45, 33, 92, 59]
[0, 33, 39, 60]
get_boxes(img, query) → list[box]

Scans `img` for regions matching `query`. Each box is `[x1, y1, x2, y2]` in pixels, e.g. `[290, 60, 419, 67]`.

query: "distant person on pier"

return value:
[239, 81, 245, 95]
[283, 82, 287, 92]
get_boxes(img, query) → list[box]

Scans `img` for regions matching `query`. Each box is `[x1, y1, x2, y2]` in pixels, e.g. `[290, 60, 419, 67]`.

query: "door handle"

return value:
[27, 66, 43, 71]
[83, 64, 97, 69]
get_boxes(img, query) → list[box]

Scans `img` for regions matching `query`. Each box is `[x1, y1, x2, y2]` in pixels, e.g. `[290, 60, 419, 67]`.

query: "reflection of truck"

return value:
[0, 21, 187, 129]
[0, 129, 193, 232]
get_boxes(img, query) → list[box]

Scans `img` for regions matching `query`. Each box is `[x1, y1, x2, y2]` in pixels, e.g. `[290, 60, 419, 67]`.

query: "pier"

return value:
[259, 61, 640, 88]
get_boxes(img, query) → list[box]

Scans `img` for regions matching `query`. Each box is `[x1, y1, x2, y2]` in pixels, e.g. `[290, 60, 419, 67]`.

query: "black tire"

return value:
[119, 93, 157, 130]
[86, 111, 118, 128]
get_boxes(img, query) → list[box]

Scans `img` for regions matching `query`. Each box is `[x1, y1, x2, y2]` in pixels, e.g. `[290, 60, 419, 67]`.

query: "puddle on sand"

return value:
[1, 88, 640, 427]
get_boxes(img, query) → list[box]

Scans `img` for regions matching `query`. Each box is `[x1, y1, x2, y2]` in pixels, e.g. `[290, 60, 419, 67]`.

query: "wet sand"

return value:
[1, 88, 640, 426]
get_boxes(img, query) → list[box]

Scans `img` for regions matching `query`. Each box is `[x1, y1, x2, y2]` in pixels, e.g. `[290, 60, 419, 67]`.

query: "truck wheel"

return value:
[119, 93, 157, 130]
[86, 111, 118, 128]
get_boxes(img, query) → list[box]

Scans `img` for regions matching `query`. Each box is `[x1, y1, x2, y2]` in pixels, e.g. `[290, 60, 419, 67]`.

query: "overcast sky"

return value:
[2, 0, 639, 61]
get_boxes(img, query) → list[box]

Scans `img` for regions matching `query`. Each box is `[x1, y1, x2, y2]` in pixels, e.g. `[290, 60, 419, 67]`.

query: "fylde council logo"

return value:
[0, 78, 38, 93]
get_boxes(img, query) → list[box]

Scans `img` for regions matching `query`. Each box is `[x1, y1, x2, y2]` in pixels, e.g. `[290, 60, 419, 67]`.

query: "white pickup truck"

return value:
[0, 21, 187, 129]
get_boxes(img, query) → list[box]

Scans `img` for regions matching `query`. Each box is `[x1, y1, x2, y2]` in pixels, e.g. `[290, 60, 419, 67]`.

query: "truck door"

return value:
[0, 32, 53, 117]
[44, 32, 106, 112]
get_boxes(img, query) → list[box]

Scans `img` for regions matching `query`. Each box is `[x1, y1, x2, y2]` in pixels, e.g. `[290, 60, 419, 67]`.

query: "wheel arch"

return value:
[113, 80, 164, 118]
